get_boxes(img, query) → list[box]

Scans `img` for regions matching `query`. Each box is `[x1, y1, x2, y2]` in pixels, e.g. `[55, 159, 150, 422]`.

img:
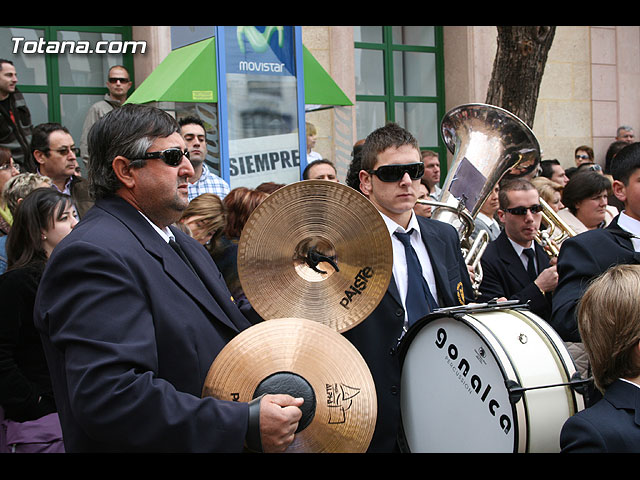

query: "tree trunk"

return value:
[485, 26, 556, 127]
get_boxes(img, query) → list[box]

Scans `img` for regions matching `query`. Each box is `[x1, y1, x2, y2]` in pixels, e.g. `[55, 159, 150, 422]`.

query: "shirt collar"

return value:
[380, 210, 421, 237]
[507, 236, 534, 258]
[617, 211, 640, 237]
[138, 210, 174, 243]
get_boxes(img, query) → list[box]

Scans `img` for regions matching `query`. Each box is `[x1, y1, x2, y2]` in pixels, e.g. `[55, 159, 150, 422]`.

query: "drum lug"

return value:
[506, 379, 524, 404]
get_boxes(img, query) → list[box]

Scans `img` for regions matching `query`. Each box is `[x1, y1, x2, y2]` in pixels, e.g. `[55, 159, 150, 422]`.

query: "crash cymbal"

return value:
[202, 318, 377, 453]
[238, 180, 392, 332]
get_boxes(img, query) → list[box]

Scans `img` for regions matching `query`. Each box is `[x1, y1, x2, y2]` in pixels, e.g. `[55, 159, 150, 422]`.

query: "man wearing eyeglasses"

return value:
[343, 122, 473, 453]
[477, 178, 556, 321]
[31, 122, 93, 218]
[34, 104, 302, 453]
[79, 65, 132, 174]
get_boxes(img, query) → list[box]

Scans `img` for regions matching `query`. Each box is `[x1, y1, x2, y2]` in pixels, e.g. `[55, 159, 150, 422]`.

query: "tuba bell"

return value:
[423, 104, 541, 295]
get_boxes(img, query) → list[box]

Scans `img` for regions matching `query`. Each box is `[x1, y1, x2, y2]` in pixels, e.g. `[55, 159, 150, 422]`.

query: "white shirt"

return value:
[617, 211, 640, 252]
[138, 211, 173, 244]
[380, 211, 438, 326]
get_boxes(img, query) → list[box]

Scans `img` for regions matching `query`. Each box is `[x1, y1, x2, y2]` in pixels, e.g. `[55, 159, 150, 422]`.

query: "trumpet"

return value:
[535, 197, 577, 257]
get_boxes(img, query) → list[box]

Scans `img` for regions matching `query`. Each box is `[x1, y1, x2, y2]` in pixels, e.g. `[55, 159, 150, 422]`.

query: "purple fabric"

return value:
[1, 412, 65, 453]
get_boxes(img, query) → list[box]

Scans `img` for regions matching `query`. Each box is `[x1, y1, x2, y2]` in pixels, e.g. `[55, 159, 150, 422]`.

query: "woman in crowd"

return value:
[0, 147, 20, 236]
[179, 193, 227, 257]
[211, 187, 268, 308]
[0, 188, 78, 452]
[0, 173, 52, 274]
[557, 170, 617, 234]
[532, 176, 564, 212]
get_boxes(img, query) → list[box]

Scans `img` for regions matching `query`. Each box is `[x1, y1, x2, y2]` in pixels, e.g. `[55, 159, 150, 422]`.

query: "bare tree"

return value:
[485, 26, 556, 127]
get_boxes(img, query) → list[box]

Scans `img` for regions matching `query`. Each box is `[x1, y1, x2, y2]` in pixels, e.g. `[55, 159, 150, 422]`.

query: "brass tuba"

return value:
[424, 104, 541, 295]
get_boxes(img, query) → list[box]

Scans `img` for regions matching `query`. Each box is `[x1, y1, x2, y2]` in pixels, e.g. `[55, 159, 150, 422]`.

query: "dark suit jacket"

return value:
[560, 379, 640, 452]
[343, 215, 472, 453]
[551, 216, 640, 342]
[477, 231, 552, 320]
[34, 195, 253, 452]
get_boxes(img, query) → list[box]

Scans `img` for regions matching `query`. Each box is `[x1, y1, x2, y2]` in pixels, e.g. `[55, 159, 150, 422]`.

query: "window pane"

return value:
[392, 26, 435, 47]
[393, 51, 437, 97]
[60, 93, 104, 150]
[355, 49, 385, 96]
[22, 93, 48, 126]
[395, 102, 438, 146]
[355, 101, 386, 142]
[353, 26, 383, 44]
[57, 31, 124, 87]
[0, 27, 47, 84]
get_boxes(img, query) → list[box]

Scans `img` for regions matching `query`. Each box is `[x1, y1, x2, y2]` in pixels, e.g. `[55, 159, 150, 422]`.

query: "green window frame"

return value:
[354, 26, 447, 175]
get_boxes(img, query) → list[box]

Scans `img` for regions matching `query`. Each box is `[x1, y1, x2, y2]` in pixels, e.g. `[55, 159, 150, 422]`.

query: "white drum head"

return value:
[400, 315, 517, 452]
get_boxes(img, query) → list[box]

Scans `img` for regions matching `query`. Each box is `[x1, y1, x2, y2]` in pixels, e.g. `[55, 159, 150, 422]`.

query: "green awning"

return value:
[125, 37, 352, 108]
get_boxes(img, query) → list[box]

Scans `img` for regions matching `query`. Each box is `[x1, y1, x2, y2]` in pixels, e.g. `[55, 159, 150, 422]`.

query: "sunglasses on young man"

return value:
[108, 77, 130, 84]
[368, 162, 425, 182]
[503, 204, 544, 215]
[130, 148, 190, 167]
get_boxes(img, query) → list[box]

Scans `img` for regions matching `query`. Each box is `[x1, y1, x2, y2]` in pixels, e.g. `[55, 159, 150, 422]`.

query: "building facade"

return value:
[3, 25, 639, 183]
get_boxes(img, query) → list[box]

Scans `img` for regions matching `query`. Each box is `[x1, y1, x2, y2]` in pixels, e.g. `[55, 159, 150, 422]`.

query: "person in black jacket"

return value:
[343, 123, 472, 452]
[478, 178, 556, 321]
[0, 59, 34, 172]
[560, 264, 640, 453]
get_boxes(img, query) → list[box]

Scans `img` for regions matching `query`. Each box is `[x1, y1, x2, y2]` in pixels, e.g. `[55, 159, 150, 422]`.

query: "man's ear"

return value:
[612, 179, 627, 204]
[112, 156, 136, 189]
[33, 149, 46, 167]
[359, 169, 372, 196]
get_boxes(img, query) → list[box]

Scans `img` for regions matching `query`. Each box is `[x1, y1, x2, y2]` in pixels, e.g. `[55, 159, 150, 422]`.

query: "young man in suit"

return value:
[560, 264, 640, 453]
[343, 122, 473, 452]
[477, 178, 557, 321]
[34, 104, 302, 452]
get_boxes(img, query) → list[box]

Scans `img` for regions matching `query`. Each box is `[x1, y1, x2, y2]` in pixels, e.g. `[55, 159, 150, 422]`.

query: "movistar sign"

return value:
[225, 26, 296, 76]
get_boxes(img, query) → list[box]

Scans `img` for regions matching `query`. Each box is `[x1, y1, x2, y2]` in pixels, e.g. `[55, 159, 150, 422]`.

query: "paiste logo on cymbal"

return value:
[339, 266, 374, 309]
[326, 383, 361, 424]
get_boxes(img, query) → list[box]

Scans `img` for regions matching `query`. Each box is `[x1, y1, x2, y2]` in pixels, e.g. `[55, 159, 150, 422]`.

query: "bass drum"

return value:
[398, 307, 585, 453]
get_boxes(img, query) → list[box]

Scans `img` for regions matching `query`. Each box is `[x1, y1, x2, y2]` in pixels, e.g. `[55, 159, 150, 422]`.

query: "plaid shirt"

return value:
[188, 164, 230, 202]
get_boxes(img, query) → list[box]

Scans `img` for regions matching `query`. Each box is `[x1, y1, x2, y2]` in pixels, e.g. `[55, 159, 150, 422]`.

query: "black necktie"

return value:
[394, 230, 439, 325]
[523, 248, 537, 280]
[169, 238, 198, 276]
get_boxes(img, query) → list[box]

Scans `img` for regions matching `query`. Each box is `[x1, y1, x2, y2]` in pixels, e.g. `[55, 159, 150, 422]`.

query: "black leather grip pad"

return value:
[253, 371, 316, 433]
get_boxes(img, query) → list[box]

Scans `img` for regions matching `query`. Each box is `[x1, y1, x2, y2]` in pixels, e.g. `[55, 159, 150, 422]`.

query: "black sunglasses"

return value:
[130, 148, 190, 167]
[503, 204, 543, 215]
[368, 162, 425, 182]
[108, 77, 130, 84]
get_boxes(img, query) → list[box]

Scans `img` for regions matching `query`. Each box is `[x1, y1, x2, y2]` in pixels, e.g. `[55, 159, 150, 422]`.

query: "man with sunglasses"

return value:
[477, 178, 556, 321]
[343, 122, 473, 452]
[31, 122, 93, 218]
[34, 104, 302, 452]
[79, 65, 132, 174]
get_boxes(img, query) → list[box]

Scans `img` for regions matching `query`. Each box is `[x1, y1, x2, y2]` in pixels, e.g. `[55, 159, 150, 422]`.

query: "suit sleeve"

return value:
[35, 240, 248, 452]
[551, 236, 604, 342]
